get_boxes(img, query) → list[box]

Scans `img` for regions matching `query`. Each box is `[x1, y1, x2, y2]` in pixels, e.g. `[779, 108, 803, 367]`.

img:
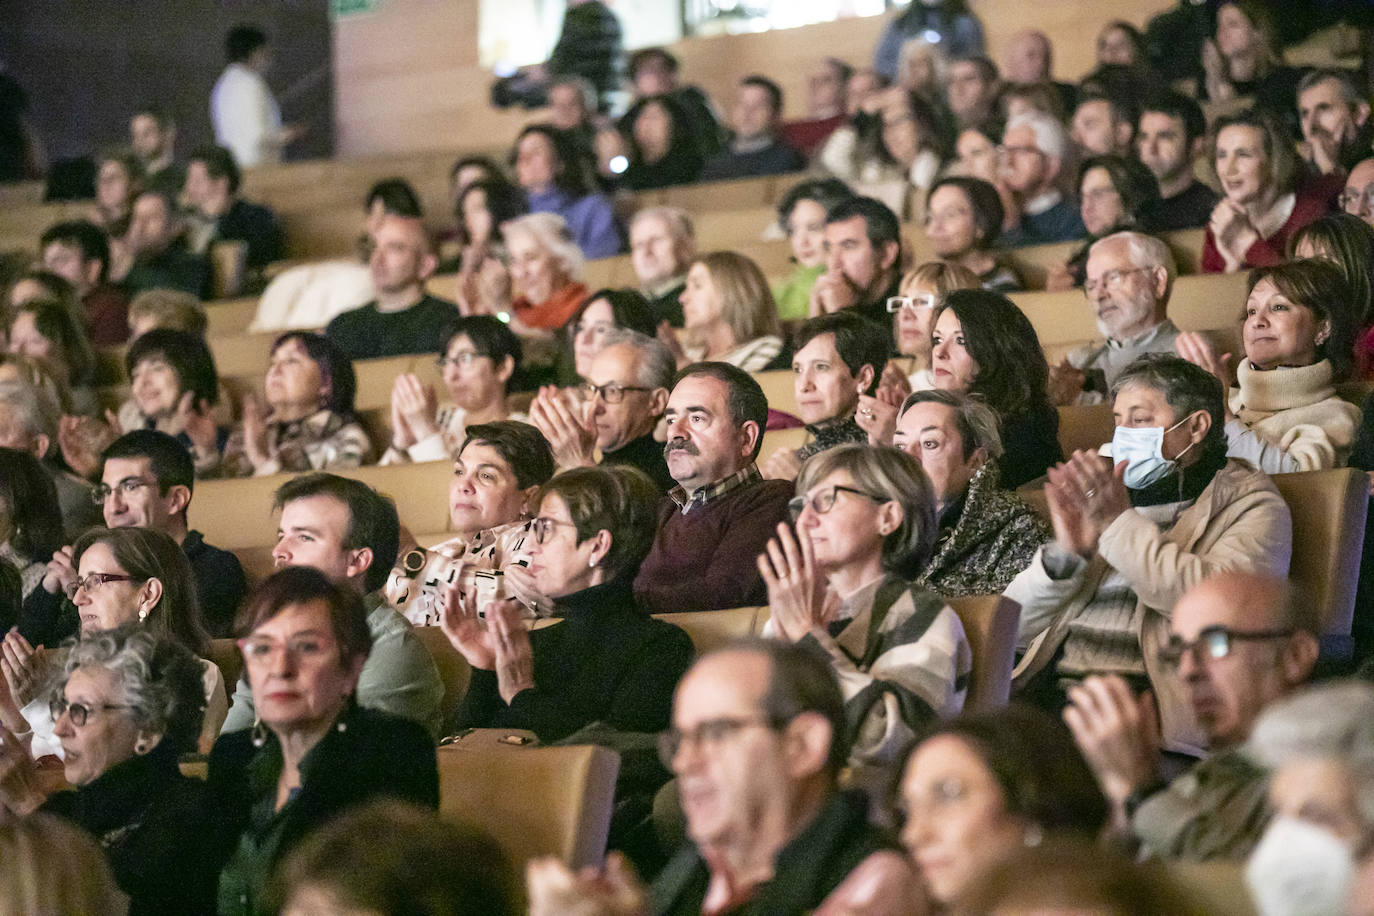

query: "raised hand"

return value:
[489, 600, 536, 705]
[1048, 360, 1088, 407]
[389, 380, 417, 451]
[809, 272, 858, 316]
[529, 385, 597, 470]
[757, 522, 832, 643]
[0, 631, 45, 710]
[0, 722, 47, 816]
[393, 373, 439, 442]
[1063, 675, 1162, 820]
[504, 564, 554, 617]
[526, 851, 649, 916]
[656, 320, 689, 369]
[1045, 451, 1129, 559]
[760, 446, 803, 482]
[1174, 332, 1236, 419]
[439, 580, 496, 670]
[40, 546, 76, 598]
[177, 392, 220, 458]
[240, 393, 273, 471]
[856, 393, 898, 447]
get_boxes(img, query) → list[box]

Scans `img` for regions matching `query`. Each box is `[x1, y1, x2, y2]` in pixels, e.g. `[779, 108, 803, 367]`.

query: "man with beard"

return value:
[634, 363, 793, 613]
[1048, 232, 1182, 406]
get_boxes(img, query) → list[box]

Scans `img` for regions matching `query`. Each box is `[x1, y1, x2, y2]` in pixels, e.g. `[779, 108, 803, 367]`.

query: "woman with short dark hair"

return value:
[1046, 155, 1161, 290]
[212, 331, 374, 477]
[443, 465, 693, 741]
[115, 328, 229, 474]
[618, 94, 703, 191]
[1291, 212, 1374, 377]
[209, 566, 439, 915]
[511, 124, 622, 259]
[924, 176, 1020, 291]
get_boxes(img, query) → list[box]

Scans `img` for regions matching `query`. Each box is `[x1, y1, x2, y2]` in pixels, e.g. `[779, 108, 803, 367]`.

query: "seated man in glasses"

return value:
[1005, 355, 1292, 758]
[19, 430, 248, 645]
[528, 329, 677, 492]
[1061, 571, 1318, 862]
[1340, 156, 1374, 229]
[1048, 232, 1183, 406]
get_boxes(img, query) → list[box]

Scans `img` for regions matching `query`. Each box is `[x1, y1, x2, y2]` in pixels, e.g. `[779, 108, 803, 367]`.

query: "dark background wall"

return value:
[0, 0, 333, 167]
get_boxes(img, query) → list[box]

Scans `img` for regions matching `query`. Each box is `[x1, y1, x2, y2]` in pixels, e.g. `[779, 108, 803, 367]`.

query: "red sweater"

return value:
[633, 477, 794, 613]
[1201, 175, 1341, 273]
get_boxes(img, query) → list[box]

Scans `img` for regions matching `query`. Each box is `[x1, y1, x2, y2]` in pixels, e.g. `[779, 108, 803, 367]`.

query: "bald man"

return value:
[1002, 29, 1076, 114]
[1341, 157, 1374, 228]
[325, 213, 460, 360]
[1064, 572, 1319, 862]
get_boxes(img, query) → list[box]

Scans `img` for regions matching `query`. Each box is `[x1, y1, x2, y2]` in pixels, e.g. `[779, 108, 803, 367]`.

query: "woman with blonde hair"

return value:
[0, 813, 129, 915]
[669, 251, 783, 371]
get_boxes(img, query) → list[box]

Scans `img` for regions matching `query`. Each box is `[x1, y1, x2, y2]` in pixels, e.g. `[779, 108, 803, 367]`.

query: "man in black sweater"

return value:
[183, 143, 286, 275]
[700, 76, 805, 181]
[20, 431, 248, 643]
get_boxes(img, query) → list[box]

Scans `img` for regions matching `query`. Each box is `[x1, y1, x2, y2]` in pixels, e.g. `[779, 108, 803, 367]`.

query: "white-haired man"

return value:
[630, 207, 696, 327]
[1049, 231, 1182, 405]
[999, 110, 1085, 246]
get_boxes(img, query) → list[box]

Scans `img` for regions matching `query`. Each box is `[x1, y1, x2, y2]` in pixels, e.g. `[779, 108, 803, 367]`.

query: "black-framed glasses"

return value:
[436, 351, 489, 370]
[996, 144, 1046, 160]
[91, 478, 158, 505]
[64, 572, 137, 600]
[580, 382, 651, 404]
[886, 294, 937, 314]
[1083, 267, 1150, 298]
[1338, 185, 1374, 213]
[1156, 625, 1295, 668]
[50, 697, 131, 727]
[788, 485, 891, 521]
[656, 716, 781, 767]
[531, 516, 579, 545]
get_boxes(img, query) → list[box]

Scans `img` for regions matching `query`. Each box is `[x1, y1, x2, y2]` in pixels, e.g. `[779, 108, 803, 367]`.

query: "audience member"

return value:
[924, 176, 1020, 291]
[1050, 231, 1181, 406]
[1051, 151, 1165, 289]
[930, 289, 1061, 487]
[629, 207, 696, 327]
[212, 331, 374, 477]
[944, 55, 999, 129]
[1177, 259, 1360, 472]
[1137, 91, 1220, 231]
[1200, 0, 1305, 134]
[846, 67, 888, 118]
[700, 76, 805, 181]
[531, 641, 920, 914]
[1002, 29, 1077, 114]
[624, 47, 723, 161]
[1009, 355, 1292, 755]
[0, 628, 217, 913]
[545, 75, 599, 151]
[222, 474, 444, 737]
[874, 0, 984, 81]
[778, 58, 851, 158]
[40, 219, 130, 346]
[364, 178, 423, 242]
[5, 297, 98, 413]
[1096, 20, 1146, 69]
[385, 421, 553, 626]
[538, 0, 624, 111]
[182, 144, 286, 274]
[671, 251, 783, 371]
[773, 178, 854, 322]
[998, 111, 1086, 246]
[818, 88, 945, 221]
[0, 447, 62, 604]
[450, 178, 524, 315]
[878, 261, 980, 396]
[619, 94, 704, 191]
[567, 287, 658, 381]
[125, 288, 207, 340]
[1070, 92, 1136, 158]
[811, 196, 905, 324]
[120, 189, 210, 298]
[325, 213, 460, 360]
[268, 800, 520, 916]
[762, 444, 970, 769]
[447, 465, 693, 741]
[1243, 681, 1374, 915]
[1291, 212, 1374, 376]
[128, 105, 183, 198]
[106, 330, 227, 472]
[208, 566, 439, 914]
[1063, 572, 1316, 860]
[383, 315, 523, 464]
[1203, 108, 1341, 273]
[999, 80, 1068, 125]
[634, 363, 792, 612]
[898, 705, 1108, 909]
[0, 813, 128, 914]
[1342, 156, 1374, 227]
[211, 24, 298, 168]
[513, 124, 622, 259]
[530, 329, 676, 492]
[762, 311, 886, 480]
[501, 211, 591, 334]
[1298, 68, 1372, 178]
[88, 148, 141, 247]
[0, 379, 100, 537]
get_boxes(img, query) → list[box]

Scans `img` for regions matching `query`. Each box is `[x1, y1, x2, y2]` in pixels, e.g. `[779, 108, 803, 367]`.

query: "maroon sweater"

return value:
[634, 477, 794, 613]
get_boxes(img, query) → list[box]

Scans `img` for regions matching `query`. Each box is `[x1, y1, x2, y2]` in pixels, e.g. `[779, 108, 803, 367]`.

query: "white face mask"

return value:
[1108, 415, 1193, 490]
[1245, 816, 1354, 916]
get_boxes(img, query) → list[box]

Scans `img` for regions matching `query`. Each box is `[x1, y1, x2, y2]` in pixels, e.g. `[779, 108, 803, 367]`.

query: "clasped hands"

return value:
[529, 386, 598, 470]
[439, 581, 536, 704]
[1046, 450, 1131, 560]
[757, 522, 837, 643]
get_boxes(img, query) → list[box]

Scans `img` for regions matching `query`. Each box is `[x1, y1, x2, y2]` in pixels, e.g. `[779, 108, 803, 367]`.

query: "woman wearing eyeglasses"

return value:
[0, 627, 220, 914]
[209, 331, 374, 477]
[0, 526, 226, 759]
[758, 444, 970, 772]
[207, 566, 438, 916]
[385, 422, 555, 627]
[383, 316, 527, 465]
[442, 465, 693, 742]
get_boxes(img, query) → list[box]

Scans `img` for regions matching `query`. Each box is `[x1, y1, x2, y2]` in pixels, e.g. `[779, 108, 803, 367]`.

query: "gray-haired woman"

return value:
[758, 443, 971, 767]
[0, 626, 217, 915]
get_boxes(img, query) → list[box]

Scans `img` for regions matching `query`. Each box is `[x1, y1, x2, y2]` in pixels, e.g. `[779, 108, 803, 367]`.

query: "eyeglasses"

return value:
[580, 382, 651, 404]
[1083, 266, 1150, 298]
[1156, 625, 1295, 668]
[886, 294, 937, 314]
[64, 572, 137, 600]
[656, 716, 780, 767]
[1338, 185, 1374, 213]
[50, 697, 131, 727]
[237, 635, 335, 664]
[531, 516, 580, 545]
[788, 485, 891, 521]
[996, 144, 1046, 160]
[91, 478, 158, 505]
[436, 351, 489, 370]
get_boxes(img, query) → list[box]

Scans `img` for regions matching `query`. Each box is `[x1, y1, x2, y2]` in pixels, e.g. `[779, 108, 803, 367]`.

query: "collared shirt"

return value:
[1069, 319, 1182, 400]
[669, 463, 762, 514]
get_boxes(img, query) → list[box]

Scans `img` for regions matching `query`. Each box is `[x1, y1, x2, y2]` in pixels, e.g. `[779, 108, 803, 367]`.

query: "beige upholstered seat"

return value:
[947, 594, 1021, 712]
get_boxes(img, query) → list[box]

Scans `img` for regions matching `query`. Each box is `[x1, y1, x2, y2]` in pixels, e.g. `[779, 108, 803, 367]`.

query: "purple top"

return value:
[527, 186, 623, 259]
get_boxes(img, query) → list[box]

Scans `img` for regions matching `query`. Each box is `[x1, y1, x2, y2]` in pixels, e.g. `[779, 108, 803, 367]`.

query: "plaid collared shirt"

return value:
[669, 464, 762, 515]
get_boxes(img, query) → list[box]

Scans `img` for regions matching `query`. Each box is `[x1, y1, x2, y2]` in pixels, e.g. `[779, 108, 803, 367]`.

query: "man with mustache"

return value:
[634, 363, 793, 612]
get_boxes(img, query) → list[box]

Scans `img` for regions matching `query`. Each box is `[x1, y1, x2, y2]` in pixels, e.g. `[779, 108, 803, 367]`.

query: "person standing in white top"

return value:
[210, 25, 297, 169]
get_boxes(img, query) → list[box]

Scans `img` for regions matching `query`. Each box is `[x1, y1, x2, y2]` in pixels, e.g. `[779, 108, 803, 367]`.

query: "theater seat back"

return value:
[947, 595, 1021, 712]
[653, 606, 765, 654]
[413, 625, 473, 725]
[1270, 468, 1368, 641]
